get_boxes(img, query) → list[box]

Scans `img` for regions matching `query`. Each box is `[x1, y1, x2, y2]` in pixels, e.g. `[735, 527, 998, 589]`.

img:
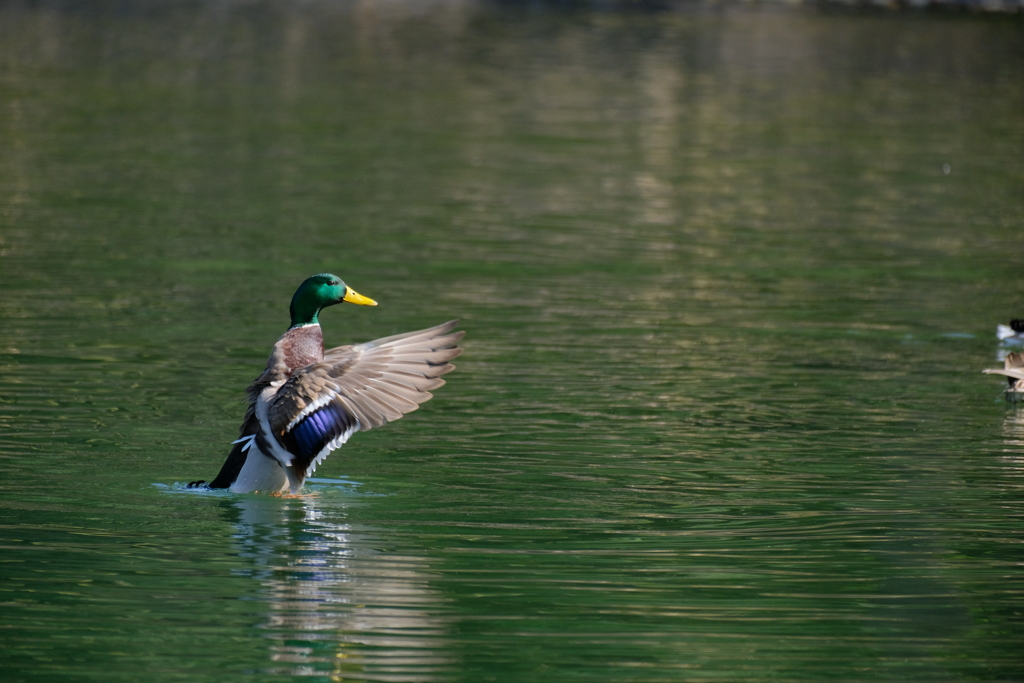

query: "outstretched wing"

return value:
[983, 352, 1024, 386]
[264, 320, 464, 478]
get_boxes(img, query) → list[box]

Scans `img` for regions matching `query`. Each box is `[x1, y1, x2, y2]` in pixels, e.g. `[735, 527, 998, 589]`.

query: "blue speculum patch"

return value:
[288, 403, 356, 462]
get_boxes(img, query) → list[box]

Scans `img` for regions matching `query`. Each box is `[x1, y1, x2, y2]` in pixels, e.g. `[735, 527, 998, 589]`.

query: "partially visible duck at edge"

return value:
[997, 319, 1024, 345]
[983, 351, 1024, 402]
[189, 273, 464, 494]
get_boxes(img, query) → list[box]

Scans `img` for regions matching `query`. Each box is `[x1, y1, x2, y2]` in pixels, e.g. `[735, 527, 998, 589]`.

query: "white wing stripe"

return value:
[284, 391, 340, 433]
[304, 421, 359, 477]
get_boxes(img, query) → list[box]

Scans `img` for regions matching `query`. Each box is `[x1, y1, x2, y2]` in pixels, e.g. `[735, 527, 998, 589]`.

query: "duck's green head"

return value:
[289, 273, 377, 328]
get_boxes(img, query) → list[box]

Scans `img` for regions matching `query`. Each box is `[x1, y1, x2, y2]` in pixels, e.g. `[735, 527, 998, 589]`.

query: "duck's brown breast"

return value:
[276, 324, 324, 375]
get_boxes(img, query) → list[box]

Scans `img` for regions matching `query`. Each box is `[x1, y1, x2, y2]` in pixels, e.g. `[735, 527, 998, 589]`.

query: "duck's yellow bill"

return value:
[343, 287, 378, 306]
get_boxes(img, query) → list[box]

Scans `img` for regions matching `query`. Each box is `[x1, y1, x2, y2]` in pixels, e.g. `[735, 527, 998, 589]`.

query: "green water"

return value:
[2, 1, 1024, 681]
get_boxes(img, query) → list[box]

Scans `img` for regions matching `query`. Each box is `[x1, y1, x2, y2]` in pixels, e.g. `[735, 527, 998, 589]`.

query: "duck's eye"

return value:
[329, 280, 339, 286]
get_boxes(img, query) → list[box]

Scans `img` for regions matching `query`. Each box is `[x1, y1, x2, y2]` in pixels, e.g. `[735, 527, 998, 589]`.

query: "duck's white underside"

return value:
[229, 440, 288, 494]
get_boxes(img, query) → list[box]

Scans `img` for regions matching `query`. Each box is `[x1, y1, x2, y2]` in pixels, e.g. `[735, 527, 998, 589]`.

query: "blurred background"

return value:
[1, 1, 1023, 682]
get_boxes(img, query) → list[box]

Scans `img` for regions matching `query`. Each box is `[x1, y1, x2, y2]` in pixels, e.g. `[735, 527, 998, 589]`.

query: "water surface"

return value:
[1, 2, 1023, 681]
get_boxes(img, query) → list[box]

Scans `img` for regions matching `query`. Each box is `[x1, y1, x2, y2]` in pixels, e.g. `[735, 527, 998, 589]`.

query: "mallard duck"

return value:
[997, 319, 1024, 345]
[189, 274, 464, 494]
[983, 351, 1024, 402]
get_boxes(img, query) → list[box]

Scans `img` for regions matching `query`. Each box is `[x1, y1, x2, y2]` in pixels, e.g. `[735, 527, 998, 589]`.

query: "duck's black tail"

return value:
[188, 415, 257, 489]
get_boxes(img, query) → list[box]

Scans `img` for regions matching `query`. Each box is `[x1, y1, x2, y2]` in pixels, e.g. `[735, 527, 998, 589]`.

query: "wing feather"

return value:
[984, 352, 1024, 387]
[375, 371, 446, 392]
[984, 368, 1024, 381]
[315, 320, 464, 433]
[257, 320, 463, 484]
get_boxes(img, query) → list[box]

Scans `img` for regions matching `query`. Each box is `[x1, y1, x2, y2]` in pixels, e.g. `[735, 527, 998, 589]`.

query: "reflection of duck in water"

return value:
[224, 495, 454, 680]
[190, 274, 464, 494]
[983, 351, 1024, 402]
[997, 319, 1024, 346]
[998, 405, 1024, 450]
